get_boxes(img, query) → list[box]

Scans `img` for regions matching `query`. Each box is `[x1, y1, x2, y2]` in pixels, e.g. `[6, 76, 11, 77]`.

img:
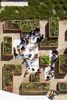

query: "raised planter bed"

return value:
[2, 64, 22, 92]
[39, 38, 58, 49]
[3, 20, 21, 33]
[3, 36, 12, 55]
[29, 73, 40, 82]
[57, 82, 67, 93]
[20, 82, 50, 95]
[39, 55, 50, 68]
[20, 19, 39, 32]
[59, 55, 67, 74]
[49, 17, 59, 38]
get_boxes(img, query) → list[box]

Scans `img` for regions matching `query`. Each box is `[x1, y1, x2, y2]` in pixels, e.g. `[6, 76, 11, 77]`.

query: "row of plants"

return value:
[20, 82, 50, 95]
[4, 19, 39, 32]
[2, 64, 22, 92]
[0, 0, 67, 20]
[3, 36, 12, 55]
[39, 38, 58, 49]
[49, 17, 59, 37]
[39, 55, 50, 68]
[29, 73, 40, 82]
[57, 82, 67, 93]
[20, 19, 39, 32]
[59, 55, 67, 74]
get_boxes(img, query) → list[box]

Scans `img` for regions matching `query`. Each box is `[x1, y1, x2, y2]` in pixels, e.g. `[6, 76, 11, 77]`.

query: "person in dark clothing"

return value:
[48, 90, 59, 100]
[25, 38, 29, 45]
[20, 37, 25, 45]
[29, 30, 35, 37]
[39, 34, 44, 42]
[13, 47, 18, 58]
[52, 49, 58, 55]
[36, 37, 40, 43]
[21, 46, 25, 51]
[22, 54, 32, 64]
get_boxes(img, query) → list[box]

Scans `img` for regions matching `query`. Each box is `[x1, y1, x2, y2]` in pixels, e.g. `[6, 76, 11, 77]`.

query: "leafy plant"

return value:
[29, 73, 40, 82]
[49, 17, 59, 36]
[40, 38, 58, 48]
[3, 37, 12, 55]
[40, 55, 49, 66]
[22, 82, 50, 92]
[58, 82, 67, 92]
[59, 55, 67, 74]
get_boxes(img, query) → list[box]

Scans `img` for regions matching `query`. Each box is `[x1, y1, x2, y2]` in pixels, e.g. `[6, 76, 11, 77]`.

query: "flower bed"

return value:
[39, 38, 58, 49]
[29, 73, 40, 82]
[20, 19, 39, 32]
[49, 17, 59, 37]
[59, 55, 67, 74]
[57, 82, 67, 93]
[39, 55, 50, 67]
[20, 82, 50, 95]
[3, 37, 12, 55]
[2, 64, 22, 92]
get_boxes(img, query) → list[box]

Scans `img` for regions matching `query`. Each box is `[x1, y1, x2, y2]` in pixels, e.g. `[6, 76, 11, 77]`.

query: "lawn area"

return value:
[0, 0, 67, 20]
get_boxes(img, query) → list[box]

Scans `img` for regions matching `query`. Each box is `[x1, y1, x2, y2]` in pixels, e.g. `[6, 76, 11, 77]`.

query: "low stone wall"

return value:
[1, 1, 28, 6]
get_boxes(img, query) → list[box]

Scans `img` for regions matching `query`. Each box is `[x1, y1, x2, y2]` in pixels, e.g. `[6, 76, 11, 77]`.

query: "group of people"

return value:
[13, 28, 44, 59]
[46, 49, 58, 81]
[13, 28, 44, 77]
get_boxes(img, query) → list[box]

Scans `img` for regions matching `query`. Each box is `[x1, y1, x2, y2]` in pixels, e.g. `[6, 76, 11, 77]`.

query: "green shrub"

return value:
[3, 37, 12, 55]
[40, 55, 49, 66]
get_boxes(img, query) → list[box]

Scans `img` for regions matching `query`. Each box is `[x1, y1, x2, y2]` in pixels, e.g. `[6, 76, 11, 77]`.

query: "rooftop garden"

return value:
[0, 0, 67, 20]
[39, 38, 58, 49]
[20, 82, 50, 95]
[3, 36, 12, 55]
[57, 82, 67, 93]
[59, 55, 67, 74]
[2, 64, 22, 92]
[39, 55, 50, 68]
[49, 17, 59, 37]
